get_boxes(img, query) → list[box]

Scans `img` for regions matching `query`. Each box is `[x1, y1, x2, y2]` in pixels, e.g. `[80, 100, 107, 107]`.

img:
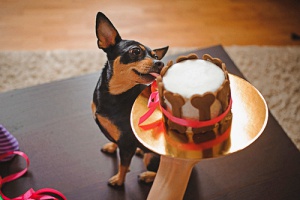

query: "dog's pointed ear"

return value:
[154, 46, 169, 60]
[96, 12, 122, 50]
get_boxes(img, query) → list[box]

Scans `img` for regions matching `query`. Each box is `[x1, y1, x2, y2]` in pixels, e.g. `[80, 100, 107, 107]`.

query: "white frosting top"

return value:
[162, 59, 225, 98]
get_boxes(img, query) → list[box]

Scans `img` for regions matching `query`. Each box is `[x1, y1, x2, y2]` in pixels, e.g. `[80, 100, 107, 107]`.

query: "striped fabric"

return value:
[0, 124, 20, 162]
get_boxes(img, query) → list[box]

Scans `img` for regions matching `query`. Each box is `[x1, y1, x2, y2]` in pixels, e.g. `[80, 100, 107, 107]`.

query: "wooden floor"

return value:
[0, 0, 299, 50]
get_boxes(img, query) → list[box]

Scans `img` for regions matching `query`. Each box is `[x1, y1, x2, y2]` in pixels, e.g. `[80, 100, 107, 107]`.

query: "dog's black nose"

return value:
[154, 60, 164, 70]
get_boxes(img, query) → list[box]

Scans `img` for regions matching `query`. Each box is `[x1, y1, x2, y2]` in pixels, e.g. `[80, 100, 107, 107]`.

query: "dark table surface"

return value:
[1, 45, 299, 200]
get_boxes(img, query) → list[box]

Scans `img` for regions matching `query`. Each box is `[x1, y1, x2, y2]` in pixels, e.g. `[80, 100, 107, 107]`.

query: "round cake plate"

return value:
[130, 74, 268, 200]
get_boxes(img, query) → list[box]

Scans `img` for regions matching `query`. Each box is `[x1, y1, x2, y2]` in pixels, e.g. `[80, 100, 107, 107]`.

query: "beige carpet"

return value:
[0, 46, 299, 150]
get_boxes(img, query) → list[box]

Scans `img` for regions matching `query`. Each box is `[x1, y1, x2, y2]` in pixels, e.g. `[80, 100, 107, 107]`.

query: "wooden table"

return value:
[1, 45, 299, 200]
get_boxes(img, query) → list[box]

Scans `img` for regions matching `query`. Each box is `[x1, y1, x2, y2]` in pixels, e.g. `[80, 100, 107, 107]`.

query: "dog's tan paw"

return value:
[138, 171, 156, 184]
[108, 174, 125, 188]
[135, 147, 144, 157]
[101, 142, 118, 154]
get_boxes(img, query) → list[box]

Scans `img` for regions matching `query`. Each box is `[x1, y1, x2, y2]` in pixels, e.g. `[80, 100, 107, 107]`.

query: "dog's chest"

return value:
[93, 83, 145, 141]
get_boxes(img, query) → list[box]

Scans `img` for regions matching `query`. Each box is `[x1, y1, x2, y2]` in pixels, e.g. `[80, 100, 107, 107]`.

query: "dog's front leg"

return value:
[108, 164, 130, 187]
[108, 146, 135, 187]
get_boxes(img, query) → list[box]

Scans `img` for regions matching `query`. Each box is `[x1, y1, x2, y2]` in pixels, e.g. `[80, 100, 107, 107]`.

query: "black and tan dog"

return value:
[91, 12, 168, 187]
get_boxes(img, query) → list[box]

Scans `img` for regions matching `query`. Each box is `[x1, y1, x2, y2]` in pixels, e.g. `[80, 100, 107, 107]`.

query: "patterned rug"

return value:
[0, 46, 299, 150]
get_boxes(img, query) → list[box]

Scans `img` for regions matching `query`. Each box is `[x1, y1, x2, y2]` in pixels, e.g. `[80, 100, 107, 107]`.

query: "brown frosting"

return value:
[164, 91, 187, 133]
[191, 93, 216, 134]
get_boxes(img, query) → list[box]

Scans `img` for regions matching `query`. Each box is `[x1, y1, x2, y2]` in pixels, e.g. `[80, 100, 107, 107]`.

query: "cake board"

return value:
[131, 74, 268, 199]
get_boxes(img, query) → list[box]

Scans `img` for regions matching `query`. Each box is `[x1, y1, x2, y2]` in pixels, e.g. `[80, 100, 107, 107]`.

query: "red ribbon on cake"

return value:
[138, 81, 165, 131]
[0, 151, 67, 200]
[139, 81, 232, 129]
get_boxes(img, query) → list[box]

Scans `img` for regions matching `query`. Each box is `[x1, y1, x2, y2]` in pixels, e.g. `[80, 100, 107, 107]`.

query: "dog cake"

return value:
[156, 54, 232, 157]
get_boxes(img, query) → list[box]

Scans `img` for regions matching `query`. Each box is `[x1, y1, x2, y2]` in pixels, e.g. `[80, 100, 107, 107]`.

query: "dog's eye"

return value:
[130, 47, 141, 56]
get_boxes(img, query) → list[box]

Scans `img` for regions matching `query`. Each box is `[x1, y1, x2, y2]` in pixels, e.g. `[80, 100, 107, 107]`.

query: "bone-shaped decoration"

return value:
[192, 130, 216, 154]
[164, 91, 187, 133]
[222, 63, 229, 80]
[160, 60, 173, 76]
[218, 111, 232, 135]
[191, 93, 216, 121]
[193, 130, 216, 142]
[217, 80, 230, 112]
[217, 80, 233, 136]
[191, 93, 216, 133]
[202, 54, 223, 68]
[156, 76, 165, 107]
[176, 53, 199, 63]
